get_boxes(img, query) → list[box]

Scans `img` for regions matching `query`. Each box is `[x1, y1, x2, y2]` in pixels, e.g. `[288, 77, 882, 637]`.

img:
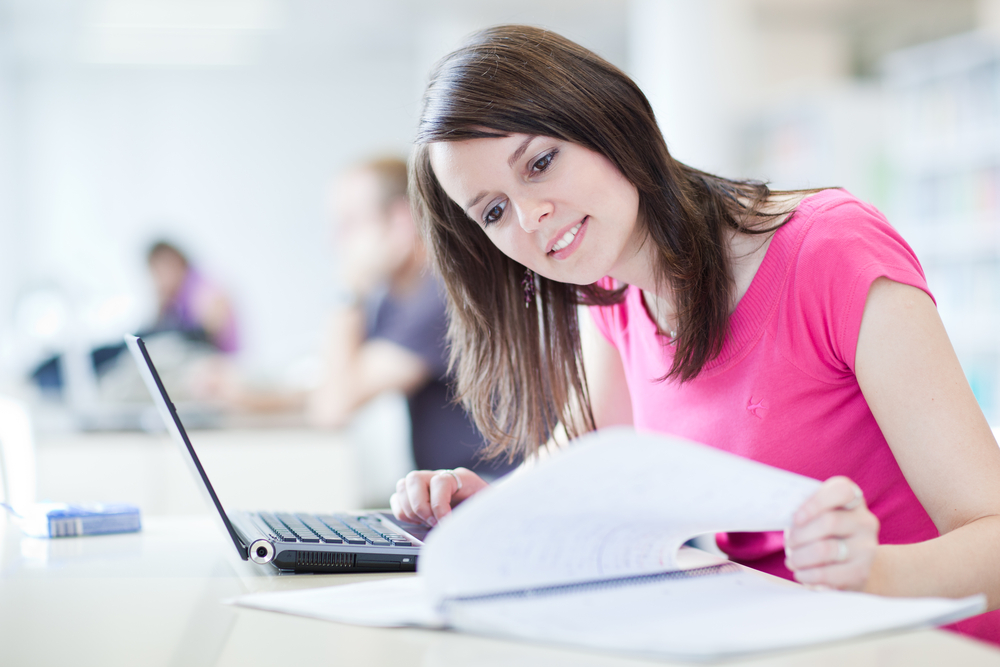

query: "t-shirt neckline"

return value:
[630, 189, 835, 377]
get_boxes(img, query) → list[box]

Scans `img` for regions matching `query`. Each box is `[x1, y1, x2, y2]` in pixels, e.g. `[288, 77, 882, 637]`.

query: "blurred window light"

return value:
[14, 290, 70, 342]
[81, 293, 141, 340]
[78, 0, 283, 67]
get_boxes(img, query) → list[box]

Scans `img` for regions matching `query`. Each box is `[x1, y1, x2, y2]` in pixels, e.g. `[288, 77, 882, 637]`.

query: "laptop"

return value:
[125, 334, 428, 573]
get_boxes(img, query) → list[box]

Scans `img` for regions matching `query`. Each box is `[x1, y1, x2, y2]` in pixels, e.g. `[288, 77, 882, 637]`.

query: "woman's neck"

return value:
[616, 191, 808, 333]
[725, 191, 807, 304]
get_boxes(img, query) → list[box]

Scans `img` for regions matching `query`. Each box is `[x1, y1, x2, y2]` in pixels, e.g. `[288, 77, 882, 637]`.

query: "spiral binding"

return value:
[443, 562, 739, 606]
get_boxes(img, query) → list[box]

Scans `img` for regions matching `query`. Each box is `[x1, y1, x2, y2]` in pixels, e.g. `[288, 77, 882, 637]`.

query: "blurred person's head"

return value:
[147, 240, 190, 306]
[330, 157, 423, 293]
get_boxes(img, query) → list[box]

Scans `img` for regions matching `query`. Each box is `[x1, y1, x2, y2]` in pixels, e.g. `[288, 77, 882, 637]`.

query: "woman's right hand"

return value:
[389, 467, 488, 527]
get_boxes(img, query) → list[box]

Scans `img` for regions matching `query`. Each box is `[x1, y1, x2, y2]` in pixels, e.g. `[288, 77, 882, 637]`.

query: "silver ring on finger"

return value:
[836, 538, 849, 562]
[444, 469, 462, 492]
[843, 484, 863, 510]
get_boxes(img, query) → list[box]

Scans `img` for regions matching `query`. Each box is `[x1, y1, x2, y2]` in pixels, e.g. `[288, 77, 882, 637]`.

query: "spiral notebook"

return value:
[232, 429, 985, 661]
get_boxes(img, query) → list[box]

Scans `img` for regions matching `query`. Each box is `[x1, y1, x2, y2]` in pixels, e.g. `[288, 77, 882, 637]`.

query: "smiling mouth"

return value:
[549, 221, 584, 254]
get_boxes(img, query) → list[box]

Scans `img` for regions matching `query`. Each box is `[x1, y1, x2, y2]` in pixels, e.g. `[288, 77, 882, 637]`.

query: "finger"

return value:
[794, 477, 865, 526]
[447, 467, 487, 503]
[786, 535, 857, 570]
[404, 470, 436, 526]
[788, 506, 879, 552]
[787, 509, 855, 548]
[797, 536, 878, 590]
[389, 491, 404, 521]
[792, 559, 871, 591]
[392, 478, 418, 523]
[428, 472, 458, 521]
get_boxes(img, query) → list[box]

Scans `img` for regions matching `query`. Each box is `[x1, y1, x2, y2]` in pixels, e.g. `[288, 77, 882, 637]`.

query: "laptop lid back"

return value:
[124, 334, 248, 560]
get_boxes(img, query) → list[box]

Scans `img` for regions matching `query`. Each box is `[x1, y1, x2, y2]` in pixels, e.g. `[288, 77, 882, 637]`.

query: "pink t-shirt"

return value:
[589, 189, 998, 644]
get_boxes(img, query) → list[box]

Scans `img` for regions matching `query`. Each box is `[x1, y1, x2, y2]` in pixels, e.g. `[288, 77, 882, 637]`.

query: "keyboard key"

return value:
[256, 511, 424, 547]
[316, 515, 350, 531]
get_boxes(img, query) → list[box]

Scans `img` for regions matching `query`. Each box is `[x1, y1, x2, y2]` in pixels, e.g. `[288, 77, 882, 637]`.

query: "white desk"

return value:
[2, 515, 999, 667]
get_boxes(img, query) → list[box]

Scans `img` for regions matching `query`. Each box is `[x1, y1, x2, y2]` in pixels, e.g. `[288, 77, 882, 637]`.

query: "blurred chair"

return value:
[0, 396, 36, 510]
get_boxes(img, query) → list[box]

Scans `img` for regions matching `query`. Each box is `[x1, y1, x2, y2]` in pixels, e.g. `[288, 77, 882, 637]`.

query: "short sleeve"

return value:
[587, 276, 626, 347]
[789, 195, 934, 375]
[368, 275, 450, 378]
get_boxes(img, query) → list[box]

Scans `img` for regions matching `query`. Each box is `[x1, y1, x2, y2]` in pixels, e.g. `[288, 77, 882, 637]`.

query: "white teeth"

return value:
[551, 222, 582, 252]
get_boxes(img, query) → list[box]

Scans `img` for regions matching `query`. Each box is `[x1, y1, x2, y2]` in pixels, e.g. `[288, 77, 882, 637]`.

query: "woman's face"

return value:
[428, 134, 643, 286]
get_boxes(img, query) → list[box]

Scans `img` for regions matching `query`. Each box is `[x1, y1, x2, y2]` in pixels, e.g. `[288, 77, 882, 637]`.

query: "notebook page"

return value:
[227, 546, 727, 629]
[229, 576, 444, 628]
[421, 428, 821, 600]
[443, 568, 985, 660]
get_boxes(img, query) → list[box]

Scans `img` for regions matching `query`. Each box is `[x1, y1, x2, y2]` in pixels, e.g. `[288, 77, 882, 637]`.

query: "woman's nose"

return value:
[516, 199, 553, 234]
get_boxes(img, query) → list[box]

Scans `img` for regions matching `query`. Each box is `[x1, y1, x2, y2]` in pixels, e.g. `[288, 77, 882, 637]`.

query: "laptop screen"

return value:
[125, 334, 248, 560]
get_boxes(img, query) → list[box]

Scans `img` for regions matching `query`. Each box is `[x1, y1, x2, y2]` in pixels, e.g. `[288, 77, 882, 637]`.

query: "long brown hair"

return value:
[411, 25, 798, 462]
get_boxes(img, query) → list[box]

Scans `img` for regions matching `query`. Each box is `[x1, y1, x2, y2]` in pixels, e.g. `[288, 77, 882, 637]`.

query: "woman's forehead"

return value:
[428, 135, 534, 203]
[429, 133, 542, 174]
[428, 141, 489, 206]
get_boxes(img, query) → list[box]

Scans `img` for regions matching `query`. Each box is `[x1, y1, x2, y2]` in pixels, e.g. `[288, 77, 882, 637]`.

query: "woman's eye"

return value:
[531, 150, 556, 173]
[483, 201, 506, 226]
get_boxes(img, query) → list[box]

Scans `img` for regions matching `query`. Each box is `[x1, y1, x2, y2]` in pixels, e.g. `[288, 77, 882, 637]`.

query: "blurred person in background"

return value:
[30, 239, 239, 397]
[146, 240, 239, 353]
[238, 157, 513, 478]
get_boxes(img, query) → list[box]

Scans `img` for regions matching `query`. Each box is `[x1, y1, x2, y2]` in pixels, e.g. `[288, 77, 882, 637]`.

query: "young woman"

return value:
[389, 25, 1000, 643]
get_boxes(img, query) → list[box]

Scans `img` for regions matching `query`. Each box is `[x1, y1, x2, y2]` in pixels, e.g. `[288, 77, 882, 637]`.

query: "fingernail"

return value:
[426, 516, 437, 527]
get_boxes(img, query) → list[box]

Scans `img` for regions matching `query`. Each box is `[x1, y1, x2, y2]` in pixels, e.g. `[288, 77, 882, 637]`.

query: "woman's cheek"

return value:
[494, 229, 537, 267]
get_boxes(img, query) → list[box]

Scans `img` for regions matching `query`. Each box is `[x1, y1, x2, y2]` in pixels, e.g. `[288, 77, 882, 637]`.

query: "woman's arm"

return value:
[579, 308, 634, 429]
[786, 278, 1000, 607]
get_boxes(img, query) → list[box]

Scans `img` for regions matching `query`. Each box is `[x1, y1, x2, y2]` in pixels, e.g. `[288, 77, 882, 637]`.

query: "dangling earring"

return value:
[521, 268, 536, 308]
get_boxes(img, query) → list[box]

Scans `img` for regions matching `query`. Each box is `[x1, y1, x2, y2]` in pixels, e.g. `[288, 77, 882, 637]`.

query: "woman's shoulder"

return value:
[783, 189, 916, 266]
[791, 189, 894, 239]
[778, 188, 927, 313]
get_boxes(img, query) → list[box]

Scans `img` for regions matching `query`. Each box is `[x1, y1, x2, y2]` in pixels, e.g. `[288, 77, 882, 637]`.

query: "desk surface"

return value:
[2, 516, 999, 667]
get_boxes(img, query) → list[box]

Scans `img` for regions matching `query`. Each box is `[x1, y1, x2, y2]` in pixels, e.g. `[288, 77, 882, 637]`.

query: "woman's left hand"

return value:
[784, 476, 880, 591]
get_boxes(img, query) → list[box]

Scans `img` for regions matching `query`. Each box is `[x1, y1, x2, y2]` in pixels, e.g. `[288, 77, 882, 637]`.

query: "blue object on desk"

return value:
[17, 503, 142, 538]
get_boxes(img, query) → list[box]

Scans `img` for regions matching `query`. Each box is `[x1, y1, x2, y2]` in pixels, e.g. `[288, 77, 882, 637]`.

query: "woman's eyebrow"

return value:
[464, 135, 539, 213]
[507, 135, 537, 169]
[465, 191, 487, 213]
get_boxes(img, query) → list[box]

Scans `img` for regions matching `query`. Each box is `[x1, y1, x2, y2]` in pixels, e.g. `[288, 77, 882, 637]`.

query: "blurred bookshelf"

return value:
[883, 32, 1000, 423]
[739, 30, 1000, 423]
[740, 84, 887, 210]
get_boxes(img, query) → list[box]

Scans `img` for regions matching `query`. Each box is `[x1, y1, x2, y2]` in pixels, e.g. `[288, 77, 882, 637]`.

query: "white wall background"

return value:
[0, 0, 628, 386]
[0, 0, 978, 392]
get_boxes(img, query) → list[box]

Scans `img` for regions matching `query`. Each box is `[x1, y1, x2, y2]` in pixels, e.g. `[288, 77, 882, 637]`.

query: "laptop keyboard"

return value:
[256, 512, 413, 546]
